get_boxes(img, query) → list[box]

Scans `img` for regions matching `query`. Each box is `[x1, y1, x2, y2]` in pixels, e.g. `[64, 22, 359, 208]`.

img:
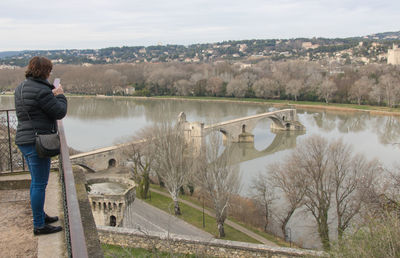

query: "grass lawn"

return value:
[228, 217, 294, 248]
[148, 184, 290, 247]
[142, 190, 260, 244]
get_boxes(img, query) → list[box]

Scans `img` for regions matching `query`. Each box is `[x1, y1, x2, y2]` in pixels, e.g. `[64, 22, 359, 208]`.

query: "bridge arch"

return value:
[247, 117, 276, 151]
[75, 164, 96, 173]
[108, 159, 116, 168]
[215, 129, 229, 143]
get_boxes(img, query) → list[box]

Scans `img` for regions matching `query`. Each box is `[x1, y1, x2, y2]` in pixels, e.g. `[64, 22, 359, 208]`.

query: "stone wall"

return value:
[98, 226, 326, 258]
[72, 166, 105, 258]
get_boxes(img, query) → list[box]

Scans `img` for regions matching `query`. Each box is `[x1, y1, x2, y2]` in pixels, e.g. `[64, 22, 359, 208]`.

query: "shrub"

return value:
[330, 213, 400, 258]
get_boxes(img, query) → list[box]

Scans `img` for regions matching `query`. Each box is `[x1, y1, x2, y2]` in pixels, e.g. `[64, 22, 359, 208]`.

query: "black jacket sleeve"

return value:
[37, 87, 68, 120]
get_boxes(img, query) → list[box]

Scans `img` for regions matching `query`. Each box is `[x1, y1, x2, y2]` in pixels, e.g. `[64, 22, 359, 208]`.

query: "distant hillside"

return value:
[0, 51, 23, 58]
[365, 31, 400, 40]
[1, 31, 399, 67]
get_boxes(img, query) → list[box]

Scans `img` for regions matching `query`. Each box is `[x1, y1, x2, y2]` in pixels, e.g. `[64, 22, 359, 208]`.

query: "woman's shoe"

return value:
[45, 214, 59, 224]
[33, 224, 63, 235]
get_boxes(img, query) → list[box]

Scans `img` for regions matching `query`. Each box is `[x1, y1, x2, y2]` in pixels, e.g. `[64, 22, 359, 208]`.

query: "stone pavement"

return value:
[0, 172, 66, 258]
[150, 188, 278, 246]
[0, 187, 36, 257]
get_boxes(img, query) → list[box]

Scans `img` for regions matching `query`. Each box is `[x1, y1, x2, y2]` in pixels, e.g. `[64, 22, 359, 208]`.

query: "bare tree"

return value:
[286, 79, 304, 101]
[268, 161, 306, 239]
[349, 76, 373, 105]
[318, 79, 337, 104]
[275, 135, 380, 251]
[305, 63, 323, 92]
[329, 139, 381, 239]
[195, 132, 241, 238]
[379, 73, 400, 107]
[123, 137, 153, 199]
[252, 78, 280, 99]
[250, 172, 275, 232]
[150, 121, 196, 215]
[206, 76, 225, 96]
[294, 136, 335, 250]
[226, 77, 247, 97]
[173, 79, 193, 96]
[236, 70, 258, 97]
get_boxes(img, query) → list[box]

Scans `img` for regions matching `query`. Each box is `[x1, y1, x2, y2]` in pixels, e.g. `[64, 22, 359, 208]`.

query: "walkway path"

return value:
[124, 198, 213, 239]
[150, 188, 278, 246]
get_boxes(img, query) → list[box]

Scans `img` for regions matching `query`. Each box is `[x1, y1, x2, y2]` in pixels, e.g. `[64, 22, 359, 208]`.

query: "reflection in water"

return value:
[299, 108, 400, 148]
[375, 116, 400, 145]
[220, 130, 304, 165]
[67, 97, 251, 122]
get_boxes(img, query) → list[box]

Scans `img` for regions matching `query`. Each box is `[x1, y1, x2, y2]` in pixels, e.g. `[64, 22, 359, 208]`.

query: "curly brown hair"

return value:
[25, 56, 53, 79]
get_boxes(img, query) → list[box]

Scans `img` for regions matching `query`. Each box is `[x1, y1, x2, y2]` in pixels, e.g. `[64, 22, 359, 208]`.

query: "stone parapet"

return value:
[98, 226, 326, 257]
[72, 166, 105, 257]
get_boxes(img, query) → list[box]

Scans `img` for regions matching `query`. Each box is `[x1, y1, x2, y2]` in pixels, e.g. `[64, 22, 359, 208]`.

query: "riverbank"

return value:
[65, 94, 400, 117]
[3, 92, 400, 116]
[153, 96, 400, 117]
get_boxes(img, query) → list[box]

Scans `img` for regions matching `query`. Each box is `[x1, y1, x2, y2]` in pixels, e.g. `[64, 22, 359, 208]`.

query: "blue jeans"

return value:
[18, 144, 51, 228]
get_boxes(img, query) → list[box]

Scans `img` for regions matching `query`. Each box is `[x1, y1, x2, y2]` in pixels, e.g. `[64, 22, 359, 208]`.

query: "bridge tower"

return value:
[87, 178, 135, 227]
[178, 112, 205, 152]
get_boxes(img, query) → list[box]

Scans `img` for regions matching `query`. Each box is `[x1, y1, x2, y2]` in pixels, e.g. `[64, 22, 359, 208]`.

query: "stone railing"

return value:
[98, 226, 326, 257]
[58, 121, 104, 258]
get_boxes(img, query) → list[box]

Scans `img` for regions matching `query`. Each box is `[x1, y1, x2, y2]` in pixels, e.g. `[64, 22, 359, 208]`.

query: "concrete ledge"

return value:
[98, 226, 326, 257]
[0, 173, 31, 190]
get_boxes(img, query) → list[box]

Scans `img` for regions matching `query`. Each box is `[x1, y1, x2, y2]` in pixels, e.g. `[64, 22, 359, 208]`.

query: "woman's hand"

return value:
[52, 85, 64, 96]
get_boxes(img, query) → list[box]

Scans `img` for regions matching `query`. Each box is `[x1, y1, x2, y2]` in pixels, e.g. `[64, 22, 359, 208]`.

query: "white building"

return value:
[388, 44, 400, 65]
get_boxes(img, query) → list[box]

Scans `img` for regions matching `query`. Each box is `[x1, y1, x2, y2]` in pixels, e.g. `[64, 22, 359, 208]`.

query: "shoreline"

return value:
[3, 93, 400, 116]
[68, 94, 400, 117]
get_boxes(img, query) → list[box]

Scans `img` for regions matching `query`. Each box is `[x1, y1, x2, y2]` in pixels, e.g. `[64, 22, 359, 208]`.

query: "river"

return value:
[1, 95, 399, 248]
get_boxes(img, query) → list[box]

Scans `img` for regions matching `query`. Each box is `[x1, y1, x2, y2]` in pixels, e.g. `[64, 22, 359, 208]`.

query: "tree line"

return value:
[1, 60, 400, 107]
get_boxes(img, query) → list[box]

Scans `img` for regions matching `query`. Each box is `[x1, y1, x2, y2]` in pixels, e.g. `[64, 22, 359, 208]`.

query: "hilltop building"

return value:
[302, 42, 319, 49]
[388, 44, 400, 65]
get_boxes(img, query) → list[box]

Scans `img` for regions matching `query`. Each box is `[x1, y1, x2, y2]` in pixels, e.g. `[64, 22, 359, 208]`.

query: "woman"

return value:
[14, 56, 67, 235]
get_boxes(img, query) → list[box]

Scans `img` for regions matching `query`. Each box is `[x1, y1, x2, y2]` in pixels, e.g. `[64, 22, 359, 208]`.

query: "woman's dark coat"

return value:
[14, 77, 67, 145]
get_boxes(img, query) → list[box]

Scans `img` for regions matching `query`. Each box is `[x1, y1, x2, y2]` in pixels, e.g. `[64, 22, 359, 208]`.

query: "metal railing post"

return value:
[6, 110, 13, 172]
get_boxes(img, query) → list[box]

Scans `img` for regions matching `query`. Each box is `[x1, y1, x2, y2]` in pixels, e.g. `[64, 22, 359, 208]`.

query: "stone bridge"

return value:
[70, 145, 126, 172]
[70, 109, 304, 172]
[179, 109, 305, 147]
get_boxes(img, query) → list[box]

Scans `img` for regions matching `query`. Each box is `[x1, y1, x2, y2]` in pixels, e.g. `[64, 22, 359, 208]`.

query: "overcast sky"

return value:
[1, 0, 399, 51]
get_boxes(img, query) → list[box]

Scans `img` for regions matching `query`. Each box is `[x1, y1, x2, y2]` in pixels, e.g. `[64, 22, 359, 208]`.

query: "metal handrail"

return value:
[0, 108, 26, 173]
[58, 120, 89, 258]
